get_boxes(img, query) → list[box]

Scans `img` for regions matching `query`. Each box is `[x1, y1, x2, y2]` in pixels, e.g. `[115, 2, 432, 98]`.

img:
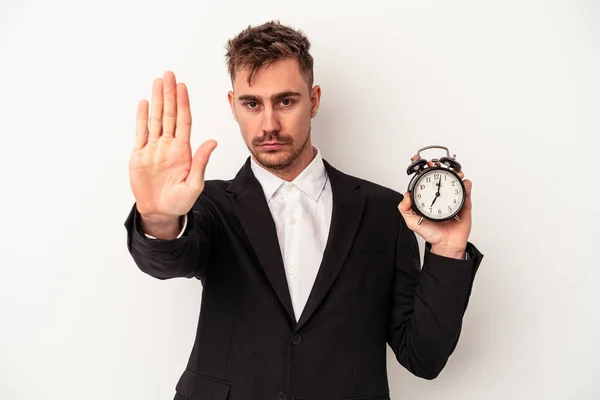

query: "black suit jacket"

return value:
[124, 157, 484, 400]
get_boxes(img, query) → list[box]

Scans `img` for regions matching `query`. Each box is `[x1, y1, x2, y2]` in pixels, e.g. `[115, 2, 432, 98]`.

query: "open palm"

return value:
[129, 71, 217, 224]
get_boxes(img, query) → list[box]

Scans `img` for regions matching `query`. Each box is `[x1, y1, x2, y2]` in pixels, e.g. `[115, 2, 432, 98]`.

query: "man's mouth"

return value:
[259, 142, 288, 150]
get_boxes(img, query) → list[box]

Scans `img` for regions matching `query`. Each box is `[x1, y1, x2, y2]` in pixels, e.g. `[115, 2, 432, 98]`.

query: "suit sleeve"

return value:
[386, 216, 484, 380]
[123, 195, 218, 280]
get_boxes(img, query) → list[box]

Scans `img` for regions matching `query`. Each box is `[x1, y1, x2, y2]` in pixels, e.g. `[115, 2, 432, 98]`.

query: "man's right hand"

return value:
[129, 71, 217, 239]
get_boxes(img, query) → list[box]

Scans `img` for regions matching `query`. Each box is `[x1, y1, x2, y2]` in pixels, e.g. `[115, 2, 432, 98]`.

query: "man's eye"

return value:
[280, 99, 293, 107]
[246, 102, 258, 109]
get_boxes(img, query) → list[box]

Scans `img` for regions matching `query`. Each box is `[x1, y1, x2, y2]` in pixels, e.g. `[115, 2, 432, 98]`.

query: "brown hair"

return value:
[225, 20, 314, 89]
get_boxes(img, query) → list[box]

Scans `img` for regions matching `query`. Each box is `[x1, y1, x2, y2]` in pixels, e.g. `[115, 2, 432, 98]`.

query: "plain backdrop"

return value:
[1, 0, 599, 399]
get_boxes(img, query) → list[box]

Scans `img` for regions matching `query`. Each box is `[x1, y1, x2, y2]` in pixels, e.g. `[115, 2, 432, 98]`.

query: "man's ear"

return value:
[227, 91, 238, 122]
[310, 85, 321, 118]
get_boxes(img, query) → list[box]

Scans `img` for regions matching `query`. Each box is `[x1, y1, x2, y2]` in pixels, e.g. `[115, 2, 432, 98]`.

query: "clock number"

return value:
[448, 206, 452, 212]
[421, 202, 425, 207]
[426, 177, 431, 183]
[438, 209, 442, 214]
[452, 181, 455, 186]
[429, 208, 433, 213]
[455, 189, 459, 195]
[417, 193, 421, 199]
[434, 173, 439, 179]
[420, 184, 425, 190]
[454, 199, 457, 204]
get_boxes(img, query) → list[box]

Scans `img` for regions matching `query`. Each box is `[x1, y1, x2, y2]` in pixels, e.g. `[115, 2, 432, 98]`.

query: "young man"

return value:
[125, 20, 483, 400]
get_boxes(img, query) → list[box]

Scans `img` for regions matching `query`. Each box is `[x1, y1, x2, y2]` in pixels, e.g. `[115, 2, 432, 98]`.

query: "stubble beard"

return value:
[250, 126, 311, 171]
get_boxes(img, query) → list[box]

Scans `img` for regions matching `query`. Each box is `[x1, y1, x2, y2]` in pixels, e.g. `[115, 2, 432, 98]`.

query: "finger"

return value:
[456, 170, 465, 179]
[134, 99, 149, 150]
[162, 71, 177, 138]
[148, 78, 163, 140]
[462, 179, 472, 209]
[463, 179, 472, 196]
[187, 140, 218, 192]
[175, 82, 192, 143]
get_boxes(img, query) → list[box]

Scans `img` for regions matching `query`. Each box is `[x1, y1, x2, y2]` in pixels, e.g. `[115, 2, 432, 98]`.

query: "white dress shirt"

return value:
[249, 147, 332, 322]
[144, 146, 467, 321]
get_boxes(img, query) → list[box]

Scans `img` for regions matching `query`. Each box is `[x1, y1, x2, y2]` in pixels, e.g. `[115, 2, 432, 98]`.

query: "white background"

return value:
[1, 0, 599, 398]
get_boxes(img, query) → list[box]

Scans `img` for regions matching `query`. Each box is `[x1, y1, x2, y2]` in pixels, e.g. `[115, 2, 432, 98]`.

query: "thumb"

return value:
[398, 192, 413, 214]
[398, 192, 421, 229]
[187, 139, 218, 192]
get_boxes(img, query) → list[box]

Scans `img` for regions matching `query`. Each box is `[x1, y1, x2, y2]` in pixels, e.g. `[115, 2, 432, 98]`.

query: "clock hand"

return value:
[430, 178, 441, 207]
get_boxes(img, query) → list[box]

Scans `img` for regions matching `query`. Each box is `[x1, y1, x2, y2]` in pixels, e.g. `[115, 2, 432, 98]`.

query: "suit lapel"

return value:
[226, 158, 296, 324]
[225, 157, 366, 331]
[294, 160, 366, 332]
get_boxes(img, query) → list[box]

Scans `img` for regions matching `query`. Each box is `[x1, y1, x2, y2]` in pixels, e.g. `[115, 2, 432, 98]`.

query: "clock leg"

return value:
[418, 217, 424, 225]
[454, 215, 461, 222]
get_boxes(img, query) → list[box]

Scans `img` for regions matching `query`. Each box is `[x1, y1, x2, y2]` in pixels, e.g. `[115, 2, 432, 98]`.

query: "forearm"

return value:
[404, 247, 477, 373]
[124, 204, 212, 280]
[387, 223, 482, 379]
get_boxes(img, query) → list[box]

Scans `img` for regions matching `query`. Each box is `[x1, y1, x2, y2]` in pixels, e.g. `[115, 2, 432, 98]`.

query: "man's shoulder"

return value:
[203, 178, 233, 192]
[333, 167, 404, 205]
[197, 178, 235, 204]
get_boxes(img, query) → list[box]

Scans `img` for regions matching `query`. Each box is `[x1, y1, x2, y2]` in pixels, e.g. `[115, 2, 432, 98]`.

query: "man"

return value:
[124, 20, 484, 400]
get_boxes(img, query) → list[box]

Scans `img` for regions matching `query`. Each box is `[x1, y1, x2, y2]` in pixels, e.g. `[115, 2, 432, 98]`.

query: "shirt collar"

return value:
[250, 146, 328, 203]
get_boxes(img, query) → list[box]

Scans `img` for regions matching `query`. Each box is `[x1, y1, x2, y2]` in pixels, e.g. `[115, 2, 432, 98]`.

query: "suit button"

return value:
[291, 334, 302, 345]
[277, 391, 287, 400]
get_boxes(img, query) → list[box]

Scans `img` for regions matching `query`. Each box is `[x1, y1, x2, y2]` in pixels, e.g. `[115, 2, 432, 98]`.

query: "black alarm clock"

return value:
[406, 145, 466, 225]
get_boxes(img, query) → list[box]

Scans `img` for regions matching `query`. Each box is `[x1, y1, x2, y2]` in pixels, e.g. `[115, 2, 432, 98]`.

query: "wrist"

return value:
[140, 214, 182, 240]
[430, 242, 467, 260]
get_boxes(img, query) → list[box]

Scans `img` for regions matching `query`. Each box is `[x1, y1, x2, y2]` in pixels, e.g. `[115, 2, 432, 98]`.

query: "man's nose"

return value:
[261, 106, 281, 133]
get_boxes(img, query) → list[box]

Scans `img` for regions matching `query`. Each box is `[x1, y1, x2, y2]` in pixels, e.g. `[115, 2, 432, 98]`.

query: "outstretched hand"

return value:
[129, 71, 218, 225]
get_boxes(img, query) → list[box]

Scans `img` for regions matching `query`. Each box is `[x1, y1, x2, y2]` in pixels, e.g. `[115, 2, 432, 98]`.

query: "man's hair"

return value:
[225, 20, 314, 89]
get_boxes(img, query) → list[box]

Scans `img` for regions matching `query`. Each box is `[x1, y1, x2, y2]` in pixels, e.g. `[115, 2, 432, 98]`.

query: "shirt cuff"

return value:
[144, 214, 188, 240]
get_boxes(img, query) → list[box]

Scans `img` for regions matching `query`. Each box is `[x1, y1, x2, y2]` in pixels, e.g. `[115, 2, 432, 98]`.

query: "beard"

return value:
[249, 126, 311, 170]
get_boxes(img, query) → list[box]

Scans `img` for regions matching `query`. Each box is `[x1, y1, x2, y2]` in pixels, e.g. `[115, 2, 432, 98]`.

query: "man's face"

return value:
[228, 58, 320, 170]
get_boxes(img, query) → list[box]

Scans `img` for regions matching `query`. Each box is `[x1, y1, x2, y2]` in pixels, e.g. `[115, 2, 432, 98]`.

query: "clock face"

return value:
[411, 168, 465, 221]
